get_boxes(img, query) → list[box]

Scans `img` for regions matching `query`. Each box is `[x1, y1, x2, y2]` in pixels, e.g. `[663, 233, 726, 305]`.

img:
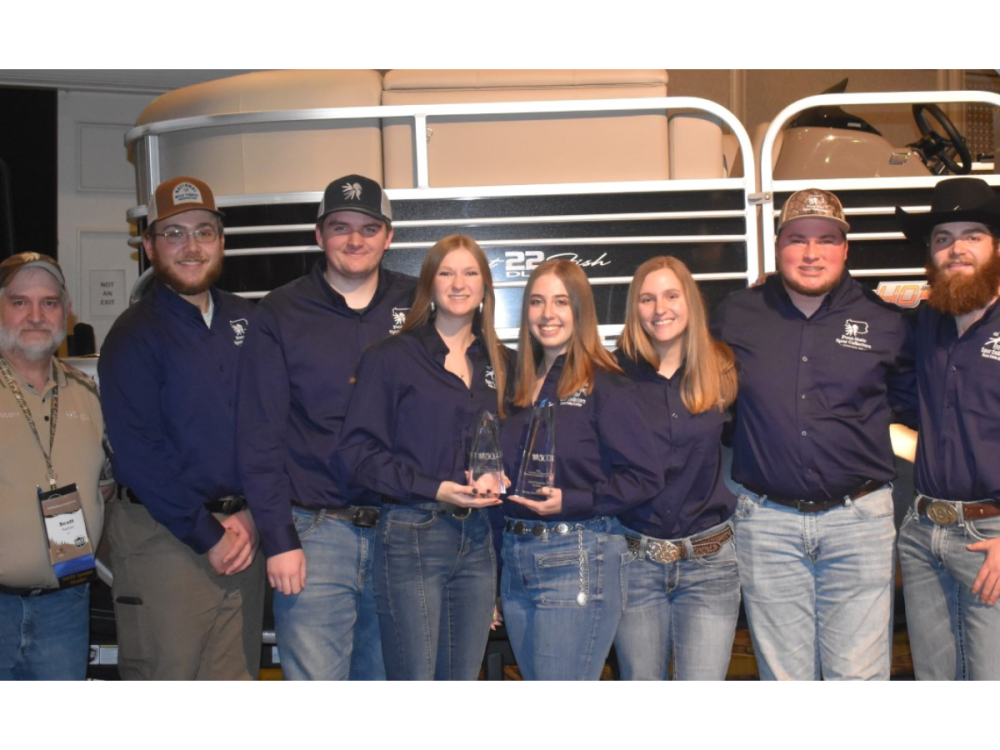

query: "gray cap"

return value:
[0, 252, 66, 289]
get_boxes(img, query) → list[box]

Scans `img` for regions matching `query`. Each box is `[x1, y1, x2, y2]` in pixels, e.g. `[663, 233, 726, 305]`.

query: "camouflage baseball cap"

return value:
[778, 188, 850, 234]
[0, 252, 66, 289]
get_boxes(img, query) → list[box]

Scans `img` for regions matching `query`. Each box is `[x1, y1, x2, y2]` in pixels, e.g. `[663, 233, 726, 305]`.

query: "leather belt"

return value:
[0, 583, 62, 598]
[742, 479, 883, 514]
[916, 495, 1000, 526]
[626, 526, 733, 564]
[119, 486, 247, 515]
[381, 496, 473, 520]
[295, 504, 380, 529]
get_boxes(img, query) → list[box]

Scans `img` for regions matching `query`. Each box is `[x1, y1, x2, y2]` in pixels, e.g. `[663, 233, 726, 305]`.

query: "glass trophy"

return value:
[469, 410, 504, 496]
[516, 400, 556, 500]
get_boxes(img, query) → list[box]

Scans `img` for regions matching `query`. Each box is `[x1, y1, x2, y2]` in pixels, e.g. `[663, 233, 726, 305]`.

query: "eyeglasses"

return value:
[151, 227, 219, 245]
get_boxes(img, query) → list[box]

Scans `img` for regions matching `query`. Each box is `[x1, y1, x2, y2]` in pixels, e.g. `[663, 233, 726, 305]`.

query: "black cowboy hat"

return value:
[896, 177, 1000, 248]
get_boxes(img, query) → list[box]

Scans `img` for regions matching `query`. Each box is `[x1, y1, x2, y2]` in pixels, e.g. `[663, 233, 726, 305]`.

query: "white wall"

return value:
[56, 90, 157, 349]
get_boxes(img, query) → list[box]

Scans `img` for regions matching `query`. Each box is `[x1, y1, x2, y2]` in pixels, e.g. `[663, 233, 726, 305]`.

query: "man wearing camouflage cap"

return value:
[0, 253, 108, 679]
[712, 188, 915, 680]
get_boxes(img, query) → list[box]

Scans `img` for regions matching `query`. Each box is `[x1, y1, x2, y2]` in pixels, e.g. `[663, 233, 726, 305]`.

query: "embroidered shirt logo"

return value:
[560, 387, 588, 407]
[982, 331, 1000, 362]
[390, 307, 408, 335]
[485, 366, 497, 390]
[342, 182, 363, 201]
[230, 318, 248, 346]
[172, 182, 203, 205]
[836, 318, 872, 351]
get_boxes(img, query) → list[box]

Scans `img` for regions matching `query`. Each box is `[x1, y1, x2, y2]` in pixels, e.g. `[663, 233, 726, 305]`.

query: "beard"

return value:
[926, 249, 1000, 316]
[151, 251, 223, 296]
[0, 320, 65, 363]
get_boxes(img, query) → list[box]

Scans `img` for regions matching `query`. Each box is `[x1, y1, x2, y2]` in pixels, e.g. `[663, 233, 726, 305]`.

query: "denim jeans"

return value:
[614, 520, 741, 680]
[0, 584, 90, 681]
[374, 504, 496, 680]
[733, 485, 895, 680]
[501, 516, 627, 680]
[273, 506, 385, 680]
[898, 501, 1000, 680]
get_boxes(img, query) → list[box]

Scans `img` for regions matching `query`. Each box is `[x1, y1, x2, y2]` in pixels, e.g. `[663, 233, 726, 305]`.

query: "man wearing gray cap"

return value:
[712, 189, 915, 680]
[896, 177, 1000, 680]
[0, 253, 108, 680]
[237, 174, 416, 679]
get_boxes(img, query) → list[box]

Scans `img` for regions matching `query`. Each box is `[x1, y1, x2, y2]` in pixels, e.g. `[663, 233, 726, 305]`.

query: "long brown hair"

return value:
[401, 234, 507, 417]
[513, 259, 621, 407]
[617, 256, 737, 414]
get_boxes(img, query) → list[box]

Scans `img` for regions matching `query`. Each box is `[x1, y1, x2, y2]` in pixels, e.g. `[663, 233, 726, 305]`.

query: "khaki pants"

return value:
[106, 499, 265, 680]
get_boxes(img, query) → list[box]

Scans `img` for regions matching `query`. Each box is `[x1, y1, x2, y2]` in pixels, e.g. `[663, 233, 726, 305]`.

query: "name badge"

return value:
[39, 483, 96, 587]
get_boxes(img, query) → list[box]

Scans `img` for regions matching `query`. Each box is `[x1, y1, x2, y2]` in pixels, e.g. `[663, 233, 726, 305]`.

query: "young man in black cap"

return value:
[237, 174, 416, 680]
[895, 177, 1000, 680]
[100, 176, 265, 680]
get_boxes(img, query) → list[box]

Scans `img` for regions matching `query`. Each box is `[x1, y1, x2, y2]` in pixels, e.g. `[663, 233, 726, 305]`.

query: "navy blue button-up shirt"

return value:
[711, 272, 915, 502]
[914, 299, 1000, 501]
[338, 323, 507, 505]
[99, 281, 254, 554]
[501, 355, 663, 522]
[613, 351, 735, 539]
[237, 261, 416, 558]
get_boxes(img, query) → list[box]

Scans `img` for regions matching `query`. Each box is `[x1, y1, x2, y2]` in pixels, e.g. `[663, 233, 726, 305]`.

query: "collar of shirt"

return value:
[536, 353, 568, 402]
[311, 259, 396, 316]
[410, 321, 484, 366]
[764, 268, 853, 319]
[0, 356, 63, 397]
[616, 350, 686, 385]
[152, 278, 221, 326]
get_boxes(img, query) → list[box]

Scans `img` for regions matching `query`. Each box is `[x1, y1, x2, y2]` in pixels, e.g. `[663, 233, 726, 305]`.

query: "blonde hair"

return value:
[617, 256, 737, 414]
[401, 235, 507, 417]
[513, 260, 621, 407]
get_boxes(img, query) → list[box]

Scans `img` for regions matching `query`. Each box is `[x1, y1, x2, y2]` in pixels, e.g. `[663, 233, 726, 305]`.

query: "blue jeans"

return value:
[0, 584, 90, 680]
[898, 500, 1000, 680]
[614, 520, 741, 680]
[273, 507, 385, 680]
[501, 516, 627, 680]
[733, 485, 895, 680]
[375, 504, 496, 680]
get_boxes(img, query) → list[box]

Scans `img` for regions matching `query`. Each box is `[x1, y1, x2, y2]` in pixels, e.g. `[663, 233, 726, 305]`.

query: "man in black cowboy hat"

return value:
[895, 177, 1000, 680]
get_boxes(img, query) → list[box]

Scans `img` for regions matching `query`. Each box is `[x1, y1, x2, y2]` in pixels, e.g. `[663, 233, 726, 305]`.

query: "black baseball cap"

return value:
[317, 174, 392, 225]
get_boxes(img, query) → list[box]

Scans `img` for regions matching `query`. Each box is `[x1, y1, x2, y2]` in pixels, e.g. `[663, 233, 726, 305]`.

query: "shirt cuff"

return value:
[261, 523, 303, 558]
[412, 474, 442, 504]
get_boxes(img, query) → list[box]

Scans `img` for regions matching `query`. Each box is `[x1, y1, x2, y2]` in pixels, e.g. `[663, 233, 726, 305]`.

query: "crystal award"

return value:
[469, 410, 504, 496]
[516, 400, 556, 500]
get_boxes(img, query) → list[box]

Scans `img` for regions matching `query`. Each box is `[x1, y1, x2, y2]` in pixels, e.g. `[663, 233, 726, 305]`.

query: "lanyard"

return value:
[0, 356, 59, 489]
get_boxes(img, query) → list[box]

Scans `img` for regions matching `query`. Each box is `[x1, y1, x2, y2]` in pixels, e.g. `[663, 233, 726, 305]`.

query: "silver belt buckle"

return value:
[646, 538, 681, 564]
[926, 500, 960, 526]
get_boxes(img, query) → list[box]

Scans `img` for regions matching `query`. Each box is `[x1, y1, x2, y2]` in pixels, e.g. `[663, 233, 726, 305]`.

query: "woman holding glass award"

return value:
[501, 259, 663, 680]
[612, 256, 740, 680]
[338, 235, 509, 680]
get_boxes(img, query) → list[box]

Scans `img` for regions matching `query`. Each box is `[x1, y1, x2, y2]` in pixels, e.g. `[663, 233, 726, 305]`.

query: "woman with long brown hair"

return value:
[612, 255, 740, 680]
[339, 234, 508, 680]
[500, 259, 662, 680]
